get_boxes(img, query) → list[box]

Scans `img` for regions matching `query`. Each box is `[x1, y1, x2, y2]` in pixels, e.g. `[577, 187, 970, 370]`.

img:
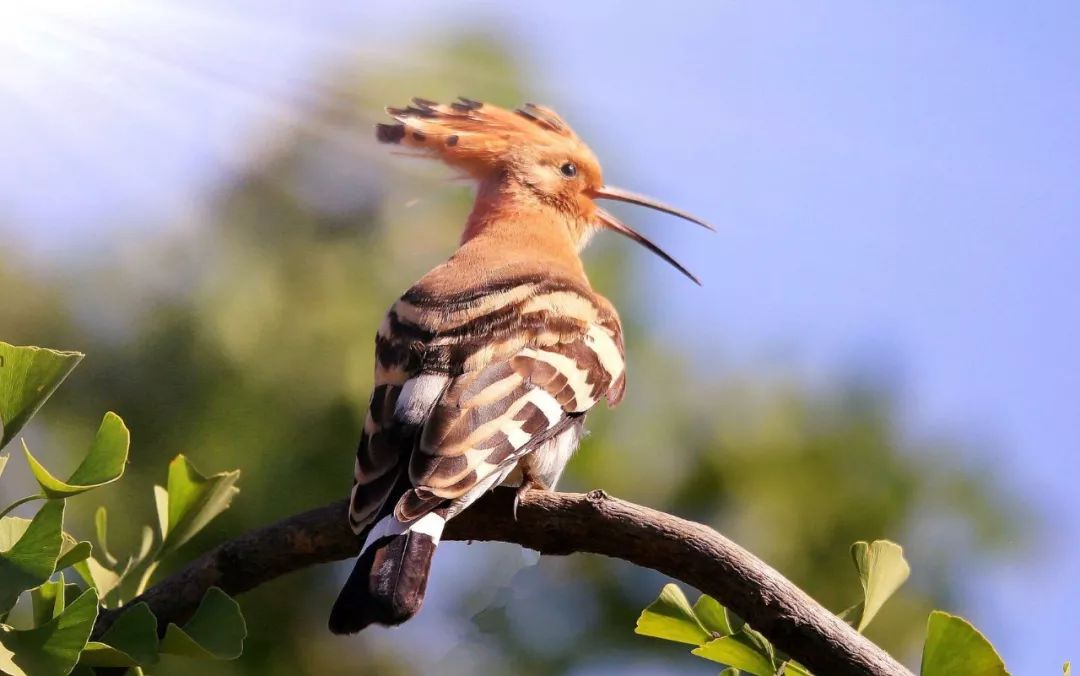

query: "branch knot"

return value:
[585, 488, 610, 504]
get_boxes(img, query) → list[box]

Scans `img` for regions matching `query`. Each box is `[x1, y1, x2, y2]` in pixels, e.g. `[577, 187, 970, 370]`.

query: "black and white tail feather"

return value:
[328, 498, 446, 632]
[328, 369, 449, 634]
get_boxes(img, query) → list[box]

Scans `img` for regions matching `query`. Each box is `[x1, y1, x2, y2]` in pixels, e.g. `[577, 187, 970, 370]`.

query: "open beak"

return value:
[590, 185, 713, 285]
[594, 207, 701, 285]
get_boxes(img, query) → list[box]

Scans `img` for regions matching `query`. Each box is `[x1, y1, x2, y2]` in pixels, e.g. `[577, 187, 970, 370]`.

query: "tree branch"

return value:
[93, 488, 913, 676]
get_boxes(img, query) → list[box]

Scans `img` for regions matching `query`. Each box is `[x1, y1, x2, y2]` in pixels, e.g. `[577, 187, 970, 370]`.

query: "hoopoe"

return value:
[329, 97, 712, 634]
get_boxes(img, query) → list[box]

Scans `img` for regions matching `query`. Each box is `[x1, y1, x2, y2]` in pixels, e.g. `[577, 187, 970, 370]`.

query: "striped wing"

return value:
[396, 323, 624, 520]
[348, 275, 625, 532]
[347, 367, 422, 532]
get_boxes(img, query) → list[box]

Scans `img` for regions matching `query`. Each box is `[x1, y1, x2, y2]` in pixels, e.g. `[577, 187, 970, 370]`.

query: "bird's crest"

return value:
[376, 97, 588, 177]
[376, 96, 713, 284]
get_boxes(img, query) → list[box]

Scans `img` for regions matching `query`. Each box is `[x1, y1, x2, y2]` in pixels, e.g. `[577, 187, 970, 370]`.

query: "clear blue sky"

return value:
[3, 2, 1077, 672]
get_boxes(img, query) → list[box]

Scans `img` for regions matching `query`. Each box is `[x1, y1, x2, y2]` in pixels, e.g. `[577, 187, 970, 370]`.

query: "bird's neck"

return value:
[459, 174, 589, 281]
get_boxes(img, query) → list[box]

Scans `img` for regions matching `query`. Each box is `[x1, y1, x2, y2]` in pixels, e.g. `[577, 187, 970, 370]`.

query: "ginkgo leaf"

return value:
[0, 519, 32, 551]
[739, 625, 776, 666]
[24, 413, 129, 499]
[73, 556, 121, 600]
[921, 611, 1009, 676]
[160, 587, 246, 660]
[0, 588, 98, 676]
[782, 659, 814, 675]
[0, 502, 64, 613]
[693, 594, 732, 636]
[850, 540, 910, 632]
[692, 636, 775, 676]
[153, 485, 169, 540]
[79, 602, 159, 668]
[0, 343, 83, 451]
[634, 583, 711, 646]
[77, 642, 142, 669]
[94, 506, 117, 566]
[134, 526, 155, 565]
[56, 534, 92, 571]
[30, 574, 67, 626]
[156, 455, 240, 556]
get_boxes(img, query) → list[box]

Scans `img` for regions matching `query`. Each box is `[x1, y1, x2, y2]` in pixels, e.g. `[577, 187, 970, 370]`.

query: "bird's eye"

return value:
[560, 162, 578, 178]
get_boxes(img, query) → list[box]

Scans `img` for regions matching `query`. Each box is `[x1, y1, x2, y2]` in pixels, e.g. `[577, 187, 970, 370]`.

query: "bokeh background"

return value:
[2, 1, 1077, 674]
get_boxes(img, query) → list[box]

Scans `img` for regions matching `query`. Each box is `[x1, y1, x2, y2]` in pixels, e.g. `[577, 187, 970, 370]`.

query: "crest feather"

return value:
[375, 97, 581, 177]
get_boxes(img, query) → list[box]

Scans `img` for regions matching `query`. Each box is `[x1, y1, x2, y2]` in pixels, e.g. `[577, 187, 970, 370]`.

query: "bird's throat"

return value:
[460, 176, 587, 265]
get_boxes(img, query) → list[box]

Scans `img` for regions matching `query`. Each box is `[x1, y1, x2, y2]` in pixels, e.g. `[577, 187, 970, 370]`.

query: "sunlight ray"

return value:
[0, 0, 504, 229]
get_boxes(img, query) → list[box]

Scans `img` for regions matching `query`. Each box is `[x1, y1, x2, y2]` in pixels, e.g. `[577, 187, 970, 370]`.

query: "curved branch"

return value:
[93, 488, 913, 676]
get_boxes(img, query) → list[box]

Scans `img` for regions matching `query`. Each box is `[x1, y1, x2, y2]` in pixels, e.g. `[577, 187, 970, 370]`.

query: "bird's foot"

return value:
[513, 479, 547, 521]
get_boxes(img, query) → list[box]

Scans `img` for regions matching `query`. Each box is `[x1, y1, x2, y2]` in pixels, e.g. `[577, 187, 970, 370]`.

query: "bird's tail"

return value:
[328, 510, 446, 634]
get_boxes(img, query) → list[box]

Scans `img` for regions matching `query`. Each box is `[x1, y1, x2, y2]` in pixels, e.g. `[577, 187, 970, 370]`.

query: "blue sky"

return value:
[2, 1, 1077, 672]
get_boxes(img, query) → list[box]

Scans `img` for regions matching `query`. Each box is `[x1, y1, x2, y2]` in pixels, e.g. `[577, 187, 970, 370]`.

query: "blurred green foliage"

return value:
[0, 35, 1021, 675]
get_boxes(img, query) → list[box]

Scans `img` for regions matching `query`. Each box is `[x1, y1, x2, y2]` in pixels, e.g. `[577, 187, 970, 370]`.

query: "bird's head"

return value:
[377, 97, 712, 283]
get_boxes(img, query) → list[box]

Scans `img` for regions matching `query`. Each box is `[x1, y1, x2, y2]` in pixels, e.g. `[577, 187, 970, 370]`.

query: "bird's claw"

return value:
[513, 480, 542, 521]
[513, 483, 528, 521]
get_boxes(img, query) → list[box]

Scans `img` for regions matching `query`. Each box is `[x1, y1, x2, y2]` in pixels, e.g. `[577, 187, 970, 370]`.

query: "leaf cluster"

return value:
[0, 342, 246, 675]
[635, 540, 1024, 675]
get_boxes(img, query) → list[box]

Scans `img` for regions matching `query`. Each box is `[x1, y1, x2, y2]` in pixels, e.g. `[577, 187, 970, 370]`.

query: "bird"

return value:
[329, 96, 712, 634]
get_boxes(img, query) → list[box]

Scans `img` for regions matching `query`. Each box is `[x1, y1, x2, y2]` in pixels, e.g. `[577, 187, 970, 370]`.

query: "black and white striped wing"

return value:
[394, 320, 626, 521]
[346, 314, 428, 532]
[348, 284, 626, 533]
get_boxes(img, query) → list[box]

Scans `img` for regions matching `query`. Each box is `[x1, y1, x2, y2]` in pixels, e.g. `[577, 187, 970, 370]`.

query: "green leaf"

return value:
[77, 642, 141, 669]
[0, 588, 98, 676]
[837, 601, 863, 623]
[160, 587, 246, 660]
[634, 583, 710, 646]
[72, 557, 121, 600]
[24, 413, 129, 499]
[738, 626, 776, 666]
[153, 486, 168, 541]
[1064, 662, 1071, 676]
[782, 659, 814, 675]
[921, 610, 1009, 676]
[693, 594, 732, 636]
[0, 518, 32, 551]
[0, 343, 83, 451]
[718, 669, 738, 676]
[157, 455, 240, 555]
[100, 602, 158, 665]
[30, 574, 66, 627]
[850, 540, 910, 632]
[55, 535, 92, 571]
[0, 502, 64, 613]
[692, 636, 775, 676]
[725, 607, 746, 635]
[79, 602, 159, 667]
[0, 453, 8, 480]
[93, 507, 116, 566]
[134, 526, 154, 565]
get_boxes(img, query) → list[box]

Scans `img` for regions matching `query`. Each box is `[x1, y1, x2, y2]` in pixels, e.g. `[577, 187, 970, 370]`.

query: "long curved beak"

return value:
[594, 208, 701, 285]
[590, 185, 713, 285]
[591, 185, 715, 232]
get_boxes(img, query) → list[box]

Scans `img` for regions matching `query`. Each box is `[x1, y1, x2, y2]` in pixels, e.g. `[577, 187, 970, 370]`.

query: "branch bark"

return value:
[93, 488, 913, 676]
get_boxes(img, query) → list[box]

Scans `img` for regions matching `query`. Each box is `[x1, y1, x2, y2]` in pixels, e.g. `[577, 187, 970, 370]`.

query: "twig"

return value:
[92, 488, 913, 676]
